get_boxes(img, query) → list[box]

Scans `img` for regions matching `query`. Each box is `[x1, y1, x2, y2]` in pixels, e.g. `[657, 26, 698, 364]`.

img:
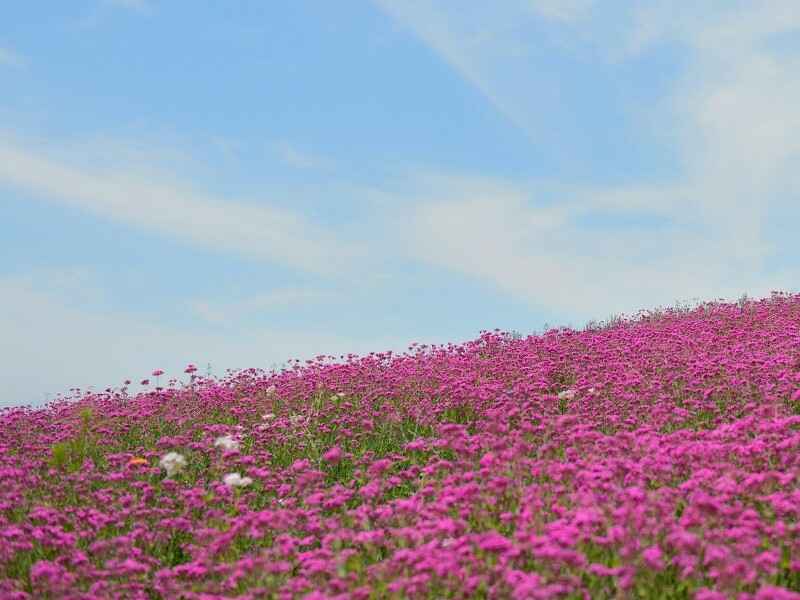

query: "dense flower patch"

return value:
[2, 292, 800, 598]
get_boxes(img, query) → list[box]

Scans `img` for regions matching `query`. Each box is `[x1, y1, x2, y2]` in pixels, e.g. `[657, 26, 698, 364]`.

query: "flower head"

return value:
[128, 457, 148, 467]
[214, 435, 240, 452]
[322, 446, 343, 464]
[558, 389, 577, 400]
[642, 545, 664, 571]
[223, 472, 253, 488]
[152, 369, 164, 377]
[159, 452, 187, 477]
[184, 364, 198, 374]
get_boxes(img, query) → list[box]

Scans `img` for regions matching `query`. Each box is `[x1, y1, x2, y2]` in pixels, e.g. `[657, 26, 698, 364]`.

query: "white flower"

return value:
[588, 387, 595, 394]
[214, 435, 240, 452]
[159, 452, 187, 477]
[261, 413, 275, 421]
[223, 472, 253, 488]
[557, 389, 577, 400]
[289, 415, 305, 425]
[335, 392, 346, 398]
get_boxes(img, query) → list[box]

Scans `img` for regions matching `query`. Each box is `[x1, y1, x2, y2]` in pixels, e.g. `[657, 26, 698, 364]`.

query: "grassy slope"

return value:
[1, 293, 800, 599]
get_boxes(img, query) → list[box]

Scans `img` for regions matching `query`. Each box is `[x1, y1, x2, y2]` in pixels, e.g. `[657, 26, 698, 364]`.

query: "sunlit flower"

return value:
[128, 457, 148, 467]
[261, 413, 275, 420]
[322, 446, 343, 464]
[159, 452, 186, 477]
[214, 435, 239, 452]
[558, 389, 577, 400]
[223, 472, 253, 488]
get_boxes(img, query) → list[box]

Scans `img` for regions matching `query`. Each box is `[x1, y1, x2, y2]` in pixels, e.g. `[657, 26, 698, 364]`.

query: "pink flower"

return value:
[322, 446, 343, 464]
[479, 532, 512, 554]
[152, 369, 165, 377]
[359, 480, 381, 500]
[140, 379, 150, 385]
[755, 586, 800, 600]
[184, 364, 197, 374]
[695, 589, 727, 600]
[642, 545, 664, 571]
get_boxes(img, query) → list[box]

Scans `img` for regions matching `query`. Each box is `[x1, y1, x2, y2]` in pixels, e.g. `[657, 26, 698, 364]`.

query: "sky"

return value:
[1, 1, 799, 408]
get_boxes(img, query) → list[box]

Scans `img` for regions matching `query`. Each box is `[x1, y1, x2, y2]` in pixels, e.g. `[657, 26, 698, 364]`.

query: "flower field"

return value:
[3, 293, 800, 599]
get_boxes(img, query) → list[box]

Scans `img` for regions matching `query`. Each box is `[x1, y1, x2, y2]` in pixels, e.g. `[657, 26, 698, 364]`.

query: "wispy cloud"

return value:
[372, 2, 800, 319]
[104, 0, 153, 14]
[0, 47, 27, 69]
[396, 180, 797, 323]
[370, 0, 588, 149]
[526, 0, 595, 22]
[273, 142, 333, 170]
[187, 287, 338, 326]
[0, 135, 363, 275]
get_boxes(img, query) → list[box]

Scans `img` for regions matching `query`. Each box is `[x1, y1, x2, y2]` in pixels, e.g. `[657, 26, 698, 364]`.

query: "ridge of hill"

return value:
[2, 292, 800, 598]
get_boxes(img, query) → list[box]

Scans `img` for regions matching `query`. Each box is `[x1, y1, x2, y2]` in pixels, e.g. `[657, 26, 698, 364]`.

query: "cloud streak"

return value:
[0, 136, 363, 275]
[104, 0, 153, 14]
[373, 1, 800, 319]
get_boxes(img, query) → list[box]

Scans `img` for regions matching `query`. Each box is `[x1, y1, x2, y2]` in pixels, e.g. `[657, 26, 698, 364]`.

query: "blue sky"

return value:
[2, 0, 799, 407]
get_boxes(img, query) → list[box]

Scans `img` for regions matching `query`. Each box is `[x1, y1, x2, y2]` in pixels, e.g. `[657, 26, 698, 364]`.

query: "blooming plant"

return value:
[214, 435, 240, 452]
[159, 451, 187, 478]
[223, 472, 253, 488]
[2, 292, 800, 598]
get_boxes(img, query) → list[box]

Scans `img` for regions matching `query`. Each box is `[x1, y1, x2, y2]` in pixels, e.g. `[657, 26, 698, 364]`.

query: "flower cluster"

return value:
[2, 293, 800, 598]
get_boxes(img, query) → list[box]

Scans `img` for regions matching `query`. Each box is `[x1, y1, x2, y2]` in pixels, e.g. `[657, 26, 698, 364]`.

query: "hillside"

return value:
[2, 292, 800, 599]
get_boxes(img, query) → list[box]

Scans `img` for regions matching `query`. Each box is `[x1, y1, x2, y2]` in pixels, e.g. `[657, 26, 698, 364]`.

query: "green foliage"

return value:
[49, 407, 106, 473]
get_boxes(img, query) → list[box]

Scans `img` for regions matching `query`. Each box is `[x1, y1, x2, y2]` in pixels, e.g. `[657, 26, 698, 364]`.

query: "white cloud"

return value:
[187, 287, 337, 326]
[274, 142, 333, 170]
[0, 270, 427, 408]
[0, 47, 26, 69]
[402, 187, 798, 323]
[372, 2, 800, 320]
[104, 0, 152, 14]
[526, 0, 595, 22]
[371, 0, 547, 140]
[0, 135, 363, 275]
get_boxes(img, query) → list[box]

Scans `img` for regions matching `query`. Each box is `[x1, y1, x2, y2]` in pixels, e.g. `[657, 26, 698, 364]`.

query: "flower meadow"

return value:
[3, 293, 800, 599]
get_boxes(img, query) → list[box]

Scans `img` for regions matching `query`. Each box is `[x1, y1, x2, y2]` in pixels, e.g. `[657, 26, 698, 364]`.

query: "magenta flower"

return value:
[5, 293, 800, 597]
[642, 545, 664, 571]
[322, 446, 343, 464]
